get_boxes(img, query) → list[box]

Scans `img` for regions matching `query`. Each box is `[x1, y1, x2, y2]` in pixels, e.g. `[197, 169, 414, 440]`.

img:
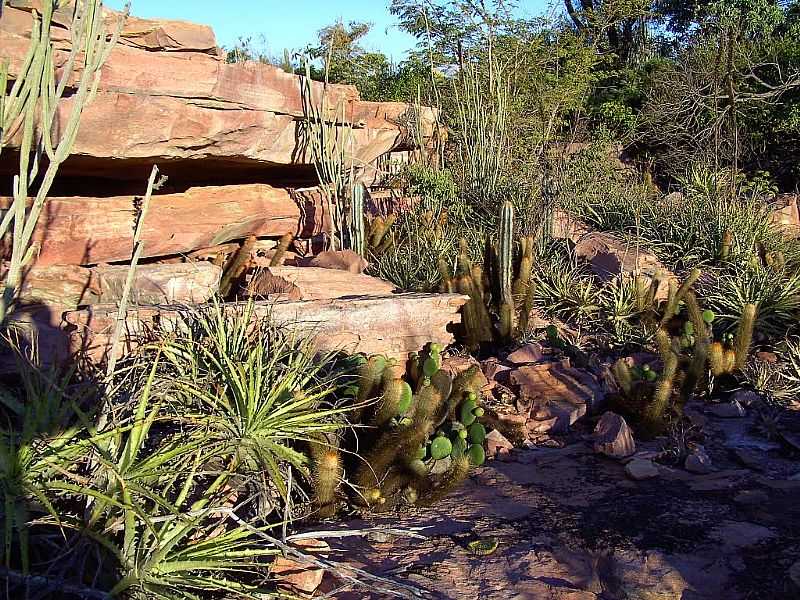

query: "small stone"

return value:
[684, 445, 713, 474]
[485, 429, 514, 460]
[592, 412, 636, 459]
[625, 458, 659, 480]
[270, 538, 330, 596]
[506, 343, 544, 365]
[707, 400, 746, 418]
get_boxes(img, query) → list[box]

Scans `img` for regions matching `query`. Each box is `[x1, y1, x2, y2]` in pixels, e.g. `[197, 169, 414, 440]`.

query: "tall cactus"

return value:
[0, 1, 127, 324]
[349, 182, 366, 257]
[498, 201, 514, 308]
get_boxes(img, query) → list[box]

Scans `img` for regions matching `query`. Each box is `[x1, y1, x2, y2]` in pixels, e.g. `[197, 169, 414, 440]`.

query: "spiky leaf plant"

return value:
[158, 300, 355, 505]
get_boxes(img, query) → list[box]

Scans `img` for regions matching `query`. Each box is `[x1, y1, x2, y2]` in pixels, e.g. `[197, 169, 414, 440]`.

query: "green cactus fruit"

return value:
[684, 321, 695, 335]
[473, 407, 485, 418]
[458, 428, 468, 440]
[644, 369, 658, 382]
[702, 310, 715, 324]
[468, 422, 487, 445]
[430, 435, 453, 460]
[414, 445, 427, 460]
[467, 444, 486, 466]
[397, 381, 413, 415]
[459, 399, 478, 427]
[423, 356, 440, 378]
[466, 391, 477, 402]
[430, 343, 443, 353]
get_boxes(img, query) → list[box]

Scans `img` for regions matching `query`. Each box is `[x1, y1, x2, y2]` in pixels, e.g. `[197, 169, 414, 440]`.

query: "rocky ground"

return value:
[311, 401, 800, 599]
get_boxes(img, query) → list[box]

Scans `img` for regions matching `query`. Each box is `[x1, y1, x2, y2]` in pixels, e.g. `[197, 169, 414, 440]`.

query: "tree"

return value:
[563, 0, 654, 62]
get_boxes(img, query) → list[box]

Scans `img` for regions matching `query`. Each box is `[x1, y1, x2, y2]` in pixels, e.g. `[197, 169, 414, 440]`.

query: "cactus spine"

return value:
[734, 304, 757, 370]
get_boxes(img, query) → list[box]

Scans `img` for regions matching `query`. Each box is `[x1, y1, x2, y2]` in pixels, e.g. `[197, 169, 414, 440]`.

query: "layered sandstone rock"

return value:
[63, 293, 469, 364]
[0, 3, 436, 179]
[0, 185, 327, 265]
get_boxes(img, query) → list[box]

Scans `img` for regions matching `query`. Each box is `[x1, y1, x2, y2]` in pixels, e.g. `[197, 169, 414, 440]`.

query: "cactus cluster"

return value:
[439, 201, 535, 349]
[612, 270, 758, 434]
[318, 344, 490, 512]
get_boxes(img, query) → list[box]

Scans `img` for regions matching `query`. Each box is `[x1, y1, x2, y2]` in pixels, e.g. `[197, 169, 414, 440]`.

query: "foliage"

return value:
[0, 0, 125, 325]
[0, 303, 362, 598]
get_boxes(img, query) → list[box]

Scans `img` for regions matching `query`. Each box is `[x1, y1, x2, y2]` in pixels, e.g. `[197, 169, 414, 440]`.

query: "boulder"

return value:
[511, 362, 601, 433]
[19, 263, 221, 307]
[771, 194, 800, 236]
[485, 430, 514, 460]
[574, 231, 674, 300]
[63, 293, 469, 364]
[1, 4, 438, 182]
[246, 267, 395, 301]
[506, 343, 544, 365]
[1, 185, 326, 266]
[707, 401, 746, 419]
[593, 412, 636, 459]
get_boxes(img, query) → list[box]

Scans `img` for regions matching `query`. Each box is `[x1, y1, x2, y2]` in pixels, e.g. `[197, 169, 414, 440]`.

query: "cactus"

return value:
[350, 182, 366, 257]
[734, 304, 757, 371]
[499, 201, 515, 309]
[219, 235, 257, 297]
[310, 441, 343, 518]
[348, 345, 489, 510]
[270, 232, 294, 267]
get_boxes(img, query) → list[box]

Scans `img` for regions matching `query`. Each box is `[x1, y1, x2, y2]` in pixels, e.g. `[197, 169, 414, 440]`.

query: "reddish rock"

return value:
[19, 263, 221, 307]
[307, 250, 368, 274]
[270, 538, 330, 596]
[485, 429, 514, 460]
[593, 412, 636, 459]
[511, 363, 600, 433]
[63, 293, 468, 365]
[247, 267, 395, 301]
[2, 6, 438, 173]
[506, 342, 544, 365]
[1, 185, 326, 266]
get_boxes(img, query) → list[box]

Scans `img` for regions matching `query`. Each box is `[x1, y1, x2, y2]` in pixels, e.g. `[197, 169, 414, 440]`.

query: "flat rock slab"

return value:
[321, 434, 800, 600]
[63, 293, 468, 363]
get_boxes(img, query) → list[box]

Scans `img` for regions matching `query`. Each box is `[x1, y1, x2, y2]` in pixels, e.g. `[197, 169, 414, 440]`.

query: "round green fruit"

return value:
[458, 429, 468, 440]
[467, 444, 486, 466]
[644, 369, 658, 382]
[423, 357, 440, 378]
[702, 310, 715, 324]
[468, 423, 487, 445]
[430, 436, 453, 460]
[473, 407, 485, 418]
[430, 343, 443, 353]
[460, 400, 478, 427]
[397, 382, 413, 415]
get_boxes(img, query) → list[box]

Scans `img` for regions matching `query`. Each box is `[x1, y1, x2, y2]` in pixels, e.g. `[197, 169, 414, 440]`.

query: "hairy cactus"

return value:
[270, 232, 294, 267]
[219, 235, 257, 297]
[348, 345, 488, 511]
[309, 440, 343, 518]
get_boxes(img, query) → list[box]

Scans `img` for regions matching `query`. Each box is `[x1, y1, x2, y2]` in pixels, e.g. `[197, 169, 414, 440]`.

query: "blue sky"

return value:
[106, 0, 552, 61]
